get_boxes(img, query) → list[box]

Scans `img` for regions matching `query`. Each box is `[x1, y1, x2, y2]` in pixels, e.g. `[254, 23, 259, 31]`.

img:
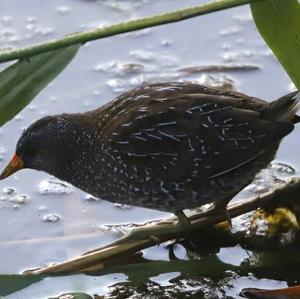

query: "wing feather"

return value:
[102, 84, 293, 182]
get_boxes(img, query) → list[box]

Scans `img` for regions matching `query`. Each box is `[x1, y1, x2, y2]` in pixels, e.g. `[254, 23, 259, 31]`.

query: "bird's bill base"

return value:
[0, 154, 24, 180]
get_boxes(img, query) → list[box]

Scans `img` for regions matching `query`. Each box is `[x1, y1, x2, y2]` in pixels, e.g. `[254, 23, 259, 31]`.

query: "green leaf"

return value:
[251, 0, 300, 89]
[0, 274, 43, 296]
[0, 45, 80, 127]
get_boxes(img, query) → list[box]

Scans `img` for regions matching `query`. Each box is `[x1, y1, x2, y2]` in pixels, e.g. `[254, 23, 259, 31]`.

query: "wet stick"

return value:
[26, 177, 300, 274]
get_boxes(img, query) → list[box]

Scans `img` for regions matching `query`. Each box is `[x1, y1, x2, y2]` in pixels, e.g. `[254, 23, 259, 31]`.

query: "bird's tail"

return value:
[262, 90, 300, 123]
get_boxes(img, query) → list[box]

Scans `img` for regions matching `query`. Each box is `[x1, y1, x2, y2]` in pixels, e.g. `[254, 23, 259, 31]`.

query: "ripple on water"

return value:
[3, 187, 15, 195]
[38, 179, 73, 195]
[244, 162, 295, 195]
[269, 162, 296, 175]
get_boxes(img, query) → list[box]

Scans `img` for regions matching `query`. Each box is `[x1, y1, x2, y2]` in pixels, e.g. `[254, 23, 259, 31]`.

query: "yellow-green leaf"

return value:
[0, 45, 79, 127]
[251, 0, 300, 89]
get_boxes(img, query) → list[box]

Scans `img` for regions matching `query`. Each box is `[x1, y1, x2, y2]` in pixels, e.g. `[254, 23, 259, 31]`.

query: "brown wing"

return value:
[100, 83, 293, 182]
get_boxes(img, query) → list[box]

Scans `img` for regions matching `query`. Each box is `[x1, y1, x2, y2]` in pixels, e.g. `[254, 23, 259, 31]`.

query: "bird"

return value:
[0, 82, 299, 234]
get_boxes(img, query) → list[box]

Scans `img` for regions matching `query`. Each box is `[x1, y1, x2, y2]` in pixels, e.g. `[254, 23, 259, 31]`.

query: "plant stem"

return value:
[0, 0, 259, 63]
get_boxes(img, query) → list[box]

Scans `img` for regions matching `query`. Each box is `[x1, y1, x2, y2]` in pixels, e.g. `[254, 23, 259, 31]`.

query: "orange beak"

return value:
[0, 154, 24, 180]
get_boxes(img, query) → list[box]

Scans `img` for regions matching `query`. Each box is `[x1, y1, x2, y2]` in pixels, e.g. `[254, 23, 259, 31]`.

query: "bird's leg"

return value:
[225, 209, 232, 228]
[175, 211, 191, 230]
[211, 202, 232, 228]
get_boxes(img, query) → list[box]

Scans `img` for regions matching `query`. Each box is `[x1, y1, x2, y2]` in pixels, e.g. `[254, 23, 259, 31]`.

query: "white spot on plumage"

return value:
[157, 130, 181, 142]
[146, 132, 162, 141]
[156, 121, 177, 127]
[116, 141, 129, 144]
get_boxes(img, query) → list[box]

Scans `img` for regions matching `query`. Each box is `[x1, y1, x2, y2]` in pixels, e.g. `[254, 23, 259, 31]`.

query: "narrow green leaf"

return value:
[0, 45, 80, 126]
[0, 274, 42, 296]
[251, 0, 300, 89]
[0, 0, 257, 63]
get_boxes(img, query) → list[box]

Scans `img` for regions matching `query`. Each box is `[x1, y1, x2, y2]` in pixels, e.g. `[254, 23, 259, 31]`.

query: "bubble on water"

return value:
[56, 6, 72, 14]
[25, 24, 35, 32]
[1, 16, 13, 25]
[233, 12, 253, 24]
[130, 50, 155, 61]
[194, 74, 236, 91]
[119, 63, 144, 74]
[107, 78, 126, 93]
[38, 179, 73, 195]
[43, 214, 61, 222]
[130, 74, 146, 87]
[221, 43, 231, 50]
[219, 27, 241, 36]
[25, 24, 54, 37]
[85, 194, 101, 202]
[26, 17, 36, 23]
[102, 0, 131, 12]
[0, 196, 7, 201]
[242, 50, 256, 58]
[161, 39, 171, 47]
[114, 203, 132, 210]
[50, 96, 58, 102]
[40, 27, 54, 36]
[93, 60, 117, 72]
[93, 61, 144, 77]
[9, 194, 29, 204]
[222, 52, 239, 63]
[3, 187, 15, 195]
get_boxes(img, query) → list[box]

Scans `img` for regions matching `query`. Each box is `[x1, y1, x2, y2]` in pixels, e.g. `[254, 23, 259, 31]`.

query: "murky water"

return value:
[0, 0, 299, 298]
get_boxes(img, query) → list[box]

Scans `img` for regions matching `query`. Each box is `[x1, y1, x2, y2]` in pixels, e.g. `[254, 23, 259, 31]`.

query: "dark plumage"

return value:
[1, 82, 299, 219]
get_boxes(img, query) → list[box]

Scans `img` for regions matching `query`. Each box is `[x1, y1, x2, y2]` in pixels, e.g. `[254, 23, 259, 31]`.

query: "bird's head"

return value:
[0, 114, 76, 180]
